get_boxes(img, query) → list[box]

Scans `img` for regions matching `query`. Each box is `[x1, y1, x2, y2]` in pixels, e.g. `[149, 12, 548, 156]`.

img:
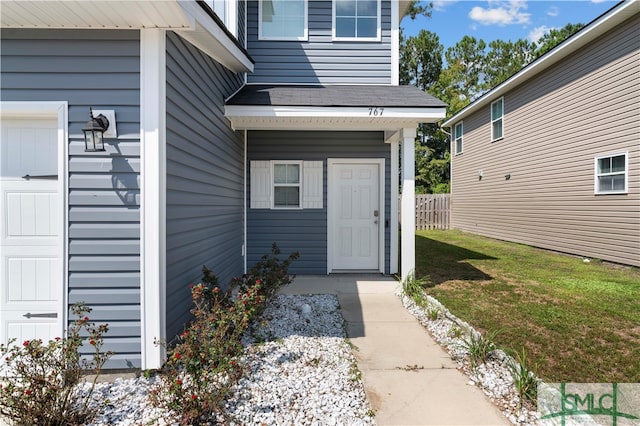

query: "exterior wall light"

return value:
[83, 108, 109, 152]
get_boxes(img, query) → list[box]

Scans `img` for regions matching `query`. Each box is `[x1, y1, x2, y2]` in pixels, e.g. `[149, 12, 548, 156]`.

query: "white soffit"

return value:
[0, 0, 253, 73]
[224, 105, 446, 131]
[0, 1, 192, 29]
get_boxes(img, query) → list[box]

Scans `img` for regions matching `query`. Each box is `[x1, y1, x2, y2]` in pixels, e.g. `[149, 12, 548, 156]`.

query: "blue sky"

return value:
[400, 0, 619, 50]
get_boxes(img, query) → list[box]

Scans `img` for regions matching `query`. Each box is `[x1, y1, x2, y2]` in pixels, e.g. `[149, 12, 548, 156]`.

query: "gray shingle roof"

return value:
[226, 84, 447, 108]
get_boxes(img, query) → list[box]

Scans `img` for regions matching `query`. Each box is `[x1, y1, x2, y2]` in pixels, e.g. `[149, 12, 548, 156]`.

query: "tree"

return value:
[484, 38, 534, 89]
[533, 23, 584, 59]
[404, 0, 433, 20]
[443, 36, 488, 103]
[400, 29, 443, 91]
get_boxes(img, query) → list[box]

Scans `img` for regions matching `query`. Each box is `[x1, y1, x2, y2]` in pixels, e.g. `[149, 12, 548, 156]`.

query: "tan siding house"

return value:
[443, 1, 640, 267]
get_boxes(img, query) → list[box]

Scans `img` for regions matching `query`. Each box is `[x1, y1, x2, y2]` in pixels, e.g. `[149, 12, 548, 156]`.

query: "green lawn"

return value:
[415, 229, 640, 383]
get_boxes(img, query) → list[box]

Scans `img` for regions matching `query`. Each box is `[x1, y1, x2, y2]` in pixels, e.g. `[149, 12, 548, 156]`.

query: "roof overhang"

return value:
[225, 84, 447, 132]
[442, 0, 639, 127]
[224, 105, 445, 131]
[0, 0, 253, 73]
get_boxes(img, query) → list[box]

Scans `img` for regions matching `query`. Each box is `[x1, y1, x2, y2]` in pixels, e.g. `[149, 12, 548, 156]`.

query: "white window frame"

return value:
[594, 152, 628, 195]
[332, 0, 381, 42]
[259, 0, 308, 41]
[491, 97, 504, 142]
[272, 160, 303, 209]
[454, 121, 463, 155]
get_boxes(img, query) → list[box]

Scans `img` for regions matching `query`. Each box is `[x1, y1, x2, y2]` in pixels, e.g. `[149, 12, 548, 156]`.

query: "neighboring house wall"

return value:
[165, 32, 245, 340]
[450, 14, 640, 266]
[247, 131, 391, 274]
[237, 0, 246, 48]
[0, 29, 142, 367]
[246, 0, 392, 84]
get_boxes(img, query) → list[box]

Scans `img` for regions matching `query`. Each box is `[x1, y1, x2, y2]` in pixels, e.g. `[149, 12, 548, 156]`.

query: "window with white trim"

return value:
[595, 153, 628, 194]
[250, 160, 323, 209]
[333, 0, 380, 40]
[491, 97, 503, 141]
[454, 121, 463, 155]
[259, 0, 308, 40]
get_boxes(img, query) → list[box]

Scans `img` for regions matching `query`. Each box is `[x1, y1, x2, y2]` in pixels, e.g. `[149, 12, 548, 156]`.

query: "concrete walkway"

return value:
[281, 275, 509, 426]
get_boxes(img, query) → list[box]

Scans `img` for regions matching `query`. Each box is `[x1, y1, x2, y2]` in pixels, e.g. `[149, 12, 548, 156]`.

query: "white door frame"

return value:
[0, 101, 68, 341]
[327, 158, 386, 274]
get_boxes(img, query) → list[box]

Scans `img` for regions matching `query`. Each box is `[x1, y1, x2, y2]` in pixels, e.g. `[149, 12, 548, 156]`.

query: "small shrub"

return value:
[151, 244, 298, 425]
[448, 326, 463, 339]
[507, 348, 539, 406]
[402, 274, 430, 308]
[459, 328, 502, 368]
[426, 306, 440, 321]
[0, 303, 112, 426]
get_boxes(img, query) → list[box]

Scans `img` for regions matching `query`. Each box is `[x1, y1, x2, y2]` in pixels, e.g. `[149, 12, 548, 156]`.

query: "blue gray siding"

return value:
[247, 131, 390, 275]
[0, 29, 142, 369]
[237, 0, 246, 48]
[165, 32, 245, 341]
[246, 0, 392, 84]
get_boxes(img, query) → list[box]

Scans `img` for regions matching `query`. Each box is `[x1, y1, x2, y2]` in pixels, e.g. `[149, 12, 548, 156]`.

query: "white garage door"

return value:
[0, 117, 62, 346]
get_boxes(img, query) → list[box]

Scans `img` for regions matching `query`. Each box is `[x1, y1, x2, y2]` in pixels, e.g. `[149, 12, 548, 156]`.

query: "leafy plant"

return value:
[448, 326, 463, 339]
[402, 274, 430, 308]
[458, 328, 502, 368]
[151, 244, 298, 425]
[426, 306, 440, 321]
[0, 303, 112, 426]
[507, 348, 539, 406]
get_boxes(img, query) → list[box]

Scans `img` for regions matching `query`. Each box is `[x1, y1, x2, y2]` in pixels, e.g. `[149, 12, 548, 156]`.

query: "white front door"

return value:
[0, 117, 62, 346]
[329, 160, 383, 272]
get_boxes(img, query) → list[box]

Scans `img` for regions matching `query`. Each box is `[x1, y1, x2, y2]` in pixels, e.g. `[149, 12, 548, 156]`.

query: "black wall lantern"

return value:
[82, 108, 109, 152]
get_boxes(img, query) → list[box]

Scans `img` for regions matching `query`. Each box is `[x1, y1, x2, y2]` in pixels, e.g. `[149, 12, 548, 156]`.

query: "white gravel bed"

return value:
[81, 294, 373, 426]
[398, 291, 540, 426]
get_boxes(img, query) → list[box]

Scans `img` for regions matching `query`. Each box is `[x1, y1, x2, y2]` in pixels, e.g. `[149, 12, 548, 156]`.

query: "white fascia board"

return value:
[177, 1, 253, 73]
[225, 105, 446, 120]
[391, 0, 399, 86]
[442, 0, 639, 127]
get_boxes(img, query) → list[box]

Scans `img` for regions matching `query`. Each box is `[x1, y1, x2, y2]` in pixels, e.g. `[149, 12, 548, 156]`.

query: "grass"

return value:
[415, 229, 640, 383]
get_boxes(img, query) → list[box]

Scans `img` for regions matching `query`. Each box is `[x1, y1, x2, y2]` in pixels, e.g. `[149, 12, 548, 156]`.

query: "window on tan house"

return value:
[259, 0, 308, 40]
[491, 97, 503, 141]
[595, 153, 628, 194]
[454, 121, 463, 154]
[333, 0, 380, 40]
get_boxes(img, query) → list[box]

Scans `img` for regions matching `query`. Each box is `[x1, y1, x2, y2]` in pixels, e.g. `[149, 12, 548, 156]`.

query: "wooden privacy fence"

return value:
[415, 194, 450, 230]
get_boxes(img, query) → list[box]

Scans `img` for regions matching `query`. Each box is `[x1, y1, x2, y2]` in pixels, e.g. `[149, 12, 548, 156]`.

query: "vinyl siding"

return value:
[0, 29, 142, 368]
[165, 32, 245, 341]
[248, 131, 391, 274]
[246, 0, 392, 84]
[450, 14, 640, 267]
[237, 0, 246, 48]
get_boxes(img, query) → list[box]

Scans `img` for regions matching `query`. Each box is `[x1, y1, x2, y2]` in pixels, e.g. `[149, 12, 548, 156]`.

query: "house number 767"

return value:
[369, 107, 384, 116]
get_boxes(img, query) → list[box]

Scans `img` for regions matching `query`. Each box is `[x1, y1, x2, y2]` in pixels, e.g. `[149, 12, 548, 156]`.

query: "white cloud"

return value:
[591, 0, 609, 3]
[468, 0, 531, 26]
[528, 25, 555, 42]
[432, 0, 459, 12]
[546, 6, 559, 17]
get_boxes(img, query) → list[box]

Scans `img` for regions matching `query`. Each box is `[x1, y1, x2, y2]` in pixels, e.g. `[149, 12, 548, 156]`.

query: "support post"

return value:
[400, 127, 416, 281]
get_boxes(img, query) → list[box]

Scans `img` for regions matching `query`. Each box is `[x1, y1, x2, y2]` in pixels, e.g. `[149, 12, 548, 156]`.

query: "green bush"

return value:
[0, 303, 112, 426]
[151, 244, 298, 425]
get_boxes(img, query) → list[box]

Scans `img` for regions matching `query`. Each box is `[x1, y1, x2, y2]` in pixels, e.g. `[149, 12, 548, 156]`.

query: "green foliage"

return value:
[403, 0, 433, 20]
[532, 23, 584, 59]
[426, 307, 440, 321]
[402, 274, 430, 308]
[507, 348, 539, 406]
[458, 328, 501, 368]
[0, 303, 112, 426]
[151, 244, 298, 425]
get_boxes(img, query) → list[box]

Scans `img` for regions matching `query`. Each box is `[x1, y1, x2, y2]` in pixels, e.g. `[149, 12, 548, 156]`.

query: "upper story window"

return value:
[454, 122, 463, 155]
[595, 153, 628, 194]
[491, 97, 504, 141]
[259, 0, 308, 41]
[333, 0, 381, 41]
